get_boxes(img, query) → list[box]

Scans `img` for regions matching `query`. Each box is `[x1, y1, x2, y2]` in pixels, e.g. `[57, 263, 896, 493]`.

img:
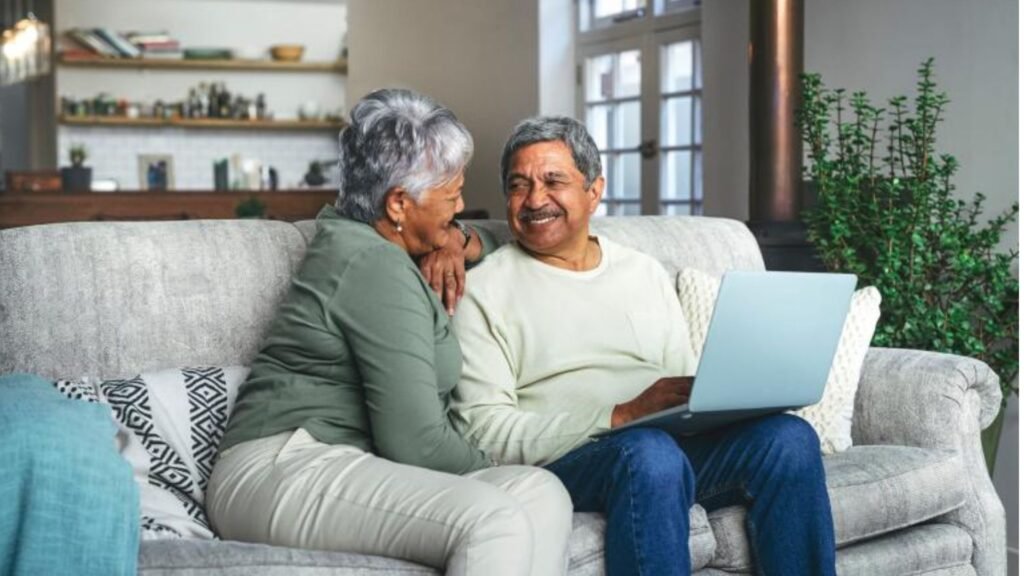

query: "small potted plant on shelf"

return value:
[235, 196, 266, 219]
[61, 144, 92, 192]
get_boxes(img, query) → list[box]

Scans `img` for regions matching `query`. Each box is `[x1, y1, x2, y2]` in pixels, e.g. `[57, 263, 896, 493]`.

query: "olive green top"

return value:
[220, 206, 497, 475]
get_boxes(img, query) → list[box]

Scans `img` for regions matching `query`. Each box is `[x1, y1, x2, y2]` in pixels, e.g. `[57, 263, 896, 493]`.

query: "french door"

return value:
[578, 23, 702, 216]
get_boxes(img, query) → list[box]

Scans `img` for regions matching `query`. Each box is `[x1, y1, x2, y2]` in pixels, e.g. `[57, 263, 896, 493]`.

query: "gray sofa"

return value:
[0, 214, 1005, 576]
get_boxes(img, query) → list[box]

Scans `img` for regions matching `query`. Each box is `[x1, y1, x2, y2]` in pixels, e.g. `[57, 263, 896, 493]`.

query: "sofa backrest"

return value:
[0, 215, 763, 381]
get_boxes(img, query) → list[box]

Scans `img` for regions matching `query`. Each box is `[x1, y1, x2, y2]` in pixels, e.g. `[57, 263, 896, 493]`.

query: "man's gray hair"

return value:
[335, 88, 473, 223]
[499, 116, 602, 194]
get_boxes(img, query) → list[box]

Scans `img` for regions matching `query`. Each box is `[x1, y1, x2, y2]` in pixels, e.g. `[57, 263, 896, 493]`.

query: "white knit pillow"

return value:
[676, 268, 881, 454]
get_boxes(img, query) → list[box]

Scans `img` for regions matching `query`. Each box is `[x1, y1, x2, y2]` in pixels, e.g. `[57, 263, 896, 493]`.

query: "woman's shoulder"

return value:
[301, 218, 423, 296]
[311, 218, 403, 263]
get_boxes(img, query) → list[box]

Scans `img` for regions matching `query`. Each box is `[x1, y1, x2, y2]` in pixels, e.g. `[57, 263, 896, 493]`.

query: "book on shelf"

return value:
[141, 50, 185, 60]
[58, 34, 97, 60]
[93, 28, 142, 58]
[66, 28, 118, 57]
[136, 41, 181, 51]
[126, 31, 175, 45]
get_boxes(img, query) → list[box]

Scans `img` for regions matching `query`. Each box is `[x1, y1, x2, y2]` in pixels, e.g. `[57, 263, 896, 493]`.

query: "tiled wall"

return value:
[58, 126, 340, 190]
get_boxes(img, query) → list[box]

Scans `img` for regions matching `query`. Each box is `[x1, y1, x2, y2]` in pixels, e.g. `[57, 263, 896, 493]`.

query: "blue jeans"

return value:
[545, 414, 836, 576]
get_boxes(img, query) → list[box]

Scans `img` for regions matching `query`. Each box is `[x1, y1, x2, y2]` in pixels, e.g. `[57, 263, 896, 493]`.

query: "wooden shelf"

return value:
[0, 190, 339, 229]
[59, 115, 346, 131]
[58, 54, 347, 73]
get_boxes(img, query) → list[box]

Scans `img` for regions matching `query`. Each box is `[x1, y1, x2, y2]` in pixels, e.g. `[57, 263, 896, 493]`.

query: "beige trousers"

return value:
[207, 429, 573, 576]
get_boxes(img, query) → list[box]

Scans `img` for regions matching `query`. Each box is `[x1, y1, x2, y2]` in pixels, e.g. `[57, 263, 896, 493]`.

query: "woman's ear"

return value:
[383, 187, 409, 224]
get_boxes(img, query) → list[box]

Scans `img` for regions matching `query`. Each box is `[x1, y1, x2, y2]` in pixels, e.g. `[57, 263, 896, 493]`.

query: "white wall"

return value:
[54, 0, 346, 189]
[701, 0, 749, 220]
[346, 0, 540, 218]
[538, 0, 576, 119]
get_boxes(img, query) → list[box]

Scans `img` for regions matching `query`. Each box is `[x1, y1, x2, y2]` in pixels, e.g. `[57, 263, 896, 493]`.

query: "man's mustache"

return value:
[518, 207, 564, 222]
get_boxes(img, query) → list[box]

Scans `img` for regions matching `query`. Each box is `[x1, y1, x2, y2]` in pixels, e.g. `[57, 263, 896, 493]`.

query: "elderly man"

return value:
[451, 116, 836, 576]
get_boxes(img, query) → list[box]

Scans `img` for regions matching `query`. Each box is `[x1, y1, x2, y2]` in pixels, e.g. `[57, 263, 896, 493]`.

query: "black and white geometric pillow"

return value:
[53, 366, 249, 540]
[53, 378, 99, 403]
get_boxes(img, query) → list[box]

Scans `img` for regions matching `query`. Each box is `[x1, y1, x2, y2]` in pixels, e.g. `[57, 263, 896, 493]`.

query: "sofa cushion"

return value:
[836, 523, 973, 576]
[139, 538, 436, 575]
[704, 445, 965, 571]
[825, 445, 966, 545]
[0, 220, 307, 382]
[567, 507, 716, 573]
[459, 215, 767, 280]
[54, 366, 250, 540]
[676, 268, 882, 454]
[138, 508, 717, 576]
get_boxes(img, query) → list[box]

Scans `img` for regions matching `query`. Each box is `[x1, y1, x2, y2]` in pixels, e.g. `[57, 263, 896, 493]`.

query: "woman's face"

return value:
[400, 172, 466, 256]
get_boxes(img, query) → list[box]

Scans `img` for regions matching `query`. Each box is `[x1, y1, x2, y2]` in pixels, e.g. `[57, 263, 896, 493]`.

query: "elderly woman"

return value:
[207, 89, 573, 576]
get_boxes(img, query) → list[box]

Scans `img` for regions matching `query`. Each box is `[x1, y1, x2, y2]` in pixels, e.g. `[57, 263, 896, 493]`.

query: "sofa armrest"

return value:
[852, 347, 1002, 449]
[853, 347, 1006, 576]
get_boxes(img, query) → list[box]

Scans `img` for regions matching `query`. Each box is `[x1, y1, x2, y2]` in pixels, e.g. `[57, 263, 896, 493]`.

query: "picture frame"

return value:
[137, 154, 175, 191]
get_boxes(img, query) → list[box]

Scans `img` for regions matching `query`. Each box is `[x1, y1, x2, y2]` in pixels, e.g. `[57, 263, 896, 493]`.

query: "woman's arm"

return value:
[418, 220, 499, 315]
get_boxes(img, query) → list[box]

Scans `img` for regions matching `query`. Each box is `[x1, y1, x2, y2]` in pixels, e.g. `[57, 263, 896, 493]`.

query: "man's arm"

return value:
[611, 376, 693, 426]
[450, 291, 615, 466]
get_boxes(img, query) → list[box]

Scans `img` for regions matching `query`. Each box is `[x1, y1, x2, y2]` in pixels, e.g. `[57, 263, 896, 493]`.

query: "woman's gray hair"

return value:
[499, 116, 602, 194]
[334, 88, 473, 223]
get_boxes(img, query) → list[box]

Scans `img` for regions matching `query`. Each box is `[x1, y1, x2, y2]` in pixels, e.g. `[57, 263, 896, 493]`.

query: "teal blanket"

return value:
[0, 373, 139, 576]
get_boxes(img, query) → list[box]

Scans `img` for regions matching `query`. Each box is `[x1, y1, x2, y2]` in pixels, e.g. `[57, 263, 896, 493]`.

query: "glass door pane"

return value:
[658, 38, 702, 215]
[581, 0, 648, 31]
[584, 49, 642, 217]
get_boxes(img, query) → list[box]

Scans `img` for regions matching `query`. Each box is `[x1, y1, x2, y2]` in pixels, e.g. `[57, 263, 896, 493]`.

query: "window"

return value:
[659, 39, 702, 215]
[577, 0, 702, 216]
[580, 0, 646, 32]
[584, 50, 642, 216]
[656, 0, 702, 16]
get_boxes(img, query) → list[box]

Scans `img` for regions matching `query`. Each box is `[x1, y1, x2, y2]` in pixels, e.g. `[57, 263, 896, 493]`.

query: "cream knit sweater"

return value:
[451, 237, 697, 466]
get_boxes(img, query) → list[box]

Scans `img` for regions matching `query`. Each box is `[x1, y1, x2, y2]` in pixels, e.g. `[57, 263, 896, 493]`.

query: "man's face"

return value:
[505, 141, 604, 258]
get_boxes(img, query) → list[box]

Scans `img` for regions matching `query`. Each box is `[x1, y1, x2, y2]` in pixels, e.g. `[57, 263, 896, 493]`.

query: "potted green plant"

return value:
[797, 59, 1019, 473]
[235, 196, 266, 219]
[61, 144, 92, 192]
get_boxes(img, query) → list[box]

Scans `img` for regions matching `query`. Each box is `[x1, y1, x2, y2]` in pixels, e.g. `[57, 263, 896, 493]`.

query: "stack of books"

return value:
[126, 32, 183, 59]
[62, 29, 182, 60]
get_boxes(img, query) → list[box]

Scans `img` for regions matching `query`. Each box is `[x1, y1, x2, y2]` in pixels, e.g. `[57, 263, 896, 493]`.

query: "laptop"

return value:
[593, 271, 856, 438]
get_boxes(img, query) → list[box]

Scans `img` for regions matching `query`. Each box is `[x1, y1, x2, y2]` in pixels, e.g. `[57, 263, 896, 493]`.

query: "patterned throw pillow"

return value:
[676, 268, 881, 454]
[53, 366, 249, 540]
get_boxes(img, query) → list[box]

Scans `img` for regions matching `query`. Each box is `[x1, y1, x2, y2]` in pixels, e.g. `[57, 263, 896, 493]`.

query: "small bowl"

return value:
[270, 44, 305, 62]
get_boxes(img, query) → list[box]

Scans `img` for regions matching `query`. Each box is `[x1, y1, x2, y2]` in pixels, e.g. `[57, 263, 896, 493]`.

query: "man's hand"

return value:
[418, 231, 467, 315]
[611, 376, 694, 428]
